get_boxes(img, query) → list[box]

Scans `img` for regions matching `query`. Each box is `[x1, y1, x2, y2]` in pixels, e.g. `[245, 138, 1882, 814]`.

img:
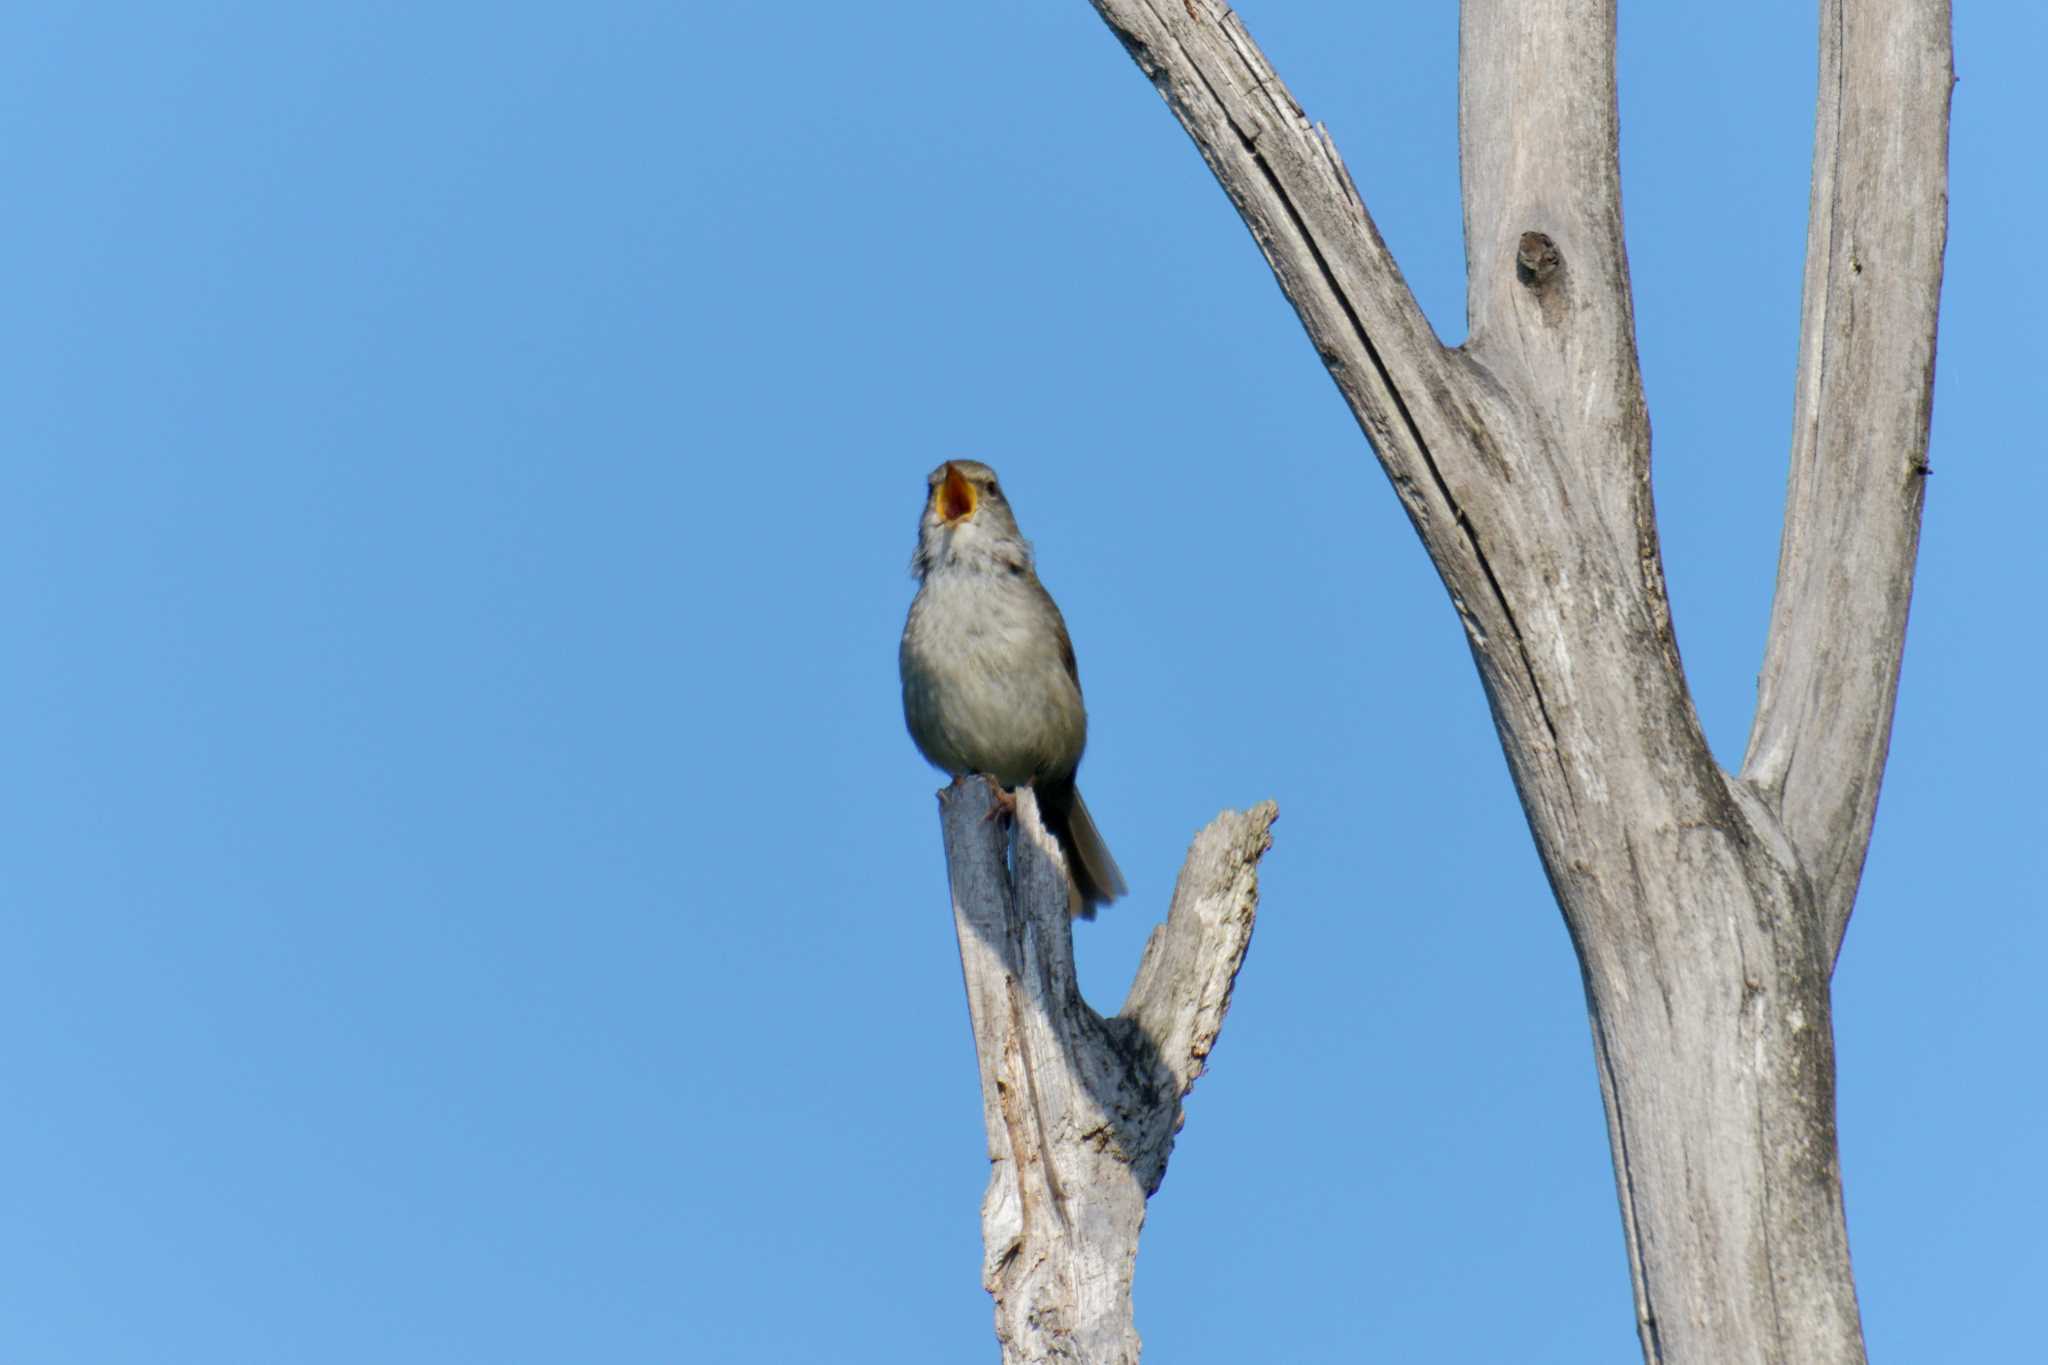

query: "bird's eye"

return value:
[985, 482, 1002, 499]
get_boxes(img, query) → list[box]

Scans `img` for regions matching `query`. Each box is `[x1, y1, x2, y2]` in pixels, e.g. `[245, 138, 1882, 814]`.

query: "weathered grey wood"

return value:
[939, 777, 1273, 1364]
[1743, 0, 1954, 957]
[1078, 0, 1949, 1360]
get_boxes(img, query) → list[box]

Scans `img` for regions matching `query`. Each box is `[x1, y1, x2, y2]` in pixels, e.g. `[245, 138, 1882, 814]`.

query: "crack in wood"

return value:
[1142, 16, 1572, 782]
[942, 781, 1273, 1360]
[1077, 1, 1942, 1358]
[1595, 1011, 1666, 1365]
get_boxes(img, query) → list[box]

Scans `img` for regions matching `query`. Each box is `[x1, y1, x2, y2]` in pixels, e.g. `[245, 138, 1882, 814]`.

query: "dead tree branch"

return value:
[1076, 0, 1950, 1359]
[939, 778, 1274, 1364]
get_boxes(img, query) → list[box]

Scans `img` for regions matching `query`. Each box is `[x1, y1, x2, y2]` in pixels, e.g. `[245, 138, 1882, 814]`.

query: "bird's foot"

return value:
[980, 775, 1017, 823]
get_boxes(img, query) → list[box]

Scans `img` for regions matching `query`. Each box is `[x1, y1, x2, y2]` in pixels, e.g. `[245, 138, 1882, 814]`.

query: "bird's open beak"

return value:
[935, 462, 976, 524]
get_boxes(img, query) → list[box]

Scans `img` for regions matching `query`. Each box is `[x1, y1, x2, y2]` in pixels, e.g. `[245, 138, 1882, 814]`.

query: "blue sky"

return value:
[3, 3, 2040, 1361]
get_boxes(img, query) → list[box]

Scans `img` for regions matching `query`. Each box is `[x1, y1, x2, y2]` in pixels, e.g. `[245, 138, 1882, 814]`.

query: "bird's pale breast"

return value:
[901, 565, 1086, 788]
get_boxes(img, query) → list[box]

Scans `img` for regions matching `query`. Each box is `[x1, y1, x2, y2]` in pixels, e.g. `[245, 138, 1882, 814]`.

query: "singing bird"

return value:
[899, 461, 1127, 917]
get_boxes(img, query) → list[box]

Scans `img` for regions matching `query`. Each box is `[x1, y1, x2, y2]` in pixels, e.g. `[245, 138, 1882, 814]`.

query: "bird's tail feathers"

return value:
[1044, 783, 1126, 919]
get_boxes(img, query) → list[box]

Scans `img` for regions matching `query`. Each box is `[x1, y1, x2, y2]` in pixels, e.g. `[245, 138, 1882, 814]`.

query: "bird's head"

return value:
[912, 460, 1031, 577]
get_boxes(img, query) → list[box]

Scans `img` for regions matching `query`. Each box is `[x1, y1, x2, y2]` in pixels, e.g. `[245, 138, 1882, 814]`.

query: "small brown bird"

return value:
[899, 461, 1127, 917]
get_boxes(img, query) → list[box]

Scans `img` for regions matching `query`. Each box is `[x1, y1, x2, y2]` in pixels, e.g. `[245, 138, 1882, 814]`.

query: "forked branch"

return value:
[939, 778, 1274, 1364]
[1072, 1, 1949, 1362]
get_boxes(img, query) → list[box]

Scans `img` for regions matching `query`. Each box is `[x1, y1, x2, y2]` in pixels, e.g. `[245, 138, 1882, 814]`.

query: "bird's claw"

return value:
[981, 775, 1017, 823]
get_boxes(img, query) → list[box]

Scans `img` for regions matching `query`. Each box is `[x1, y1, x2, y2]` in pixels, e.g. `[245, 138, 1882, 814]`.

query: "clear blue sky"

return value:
[4, 4, 2040, 1361]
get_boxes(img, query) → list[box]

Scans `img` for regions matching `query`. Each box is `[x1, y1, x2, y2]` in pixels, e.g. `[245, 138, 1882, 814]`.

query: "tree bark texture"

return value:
[938, 778, 1274, 1365]
[1079, 1, 1950, 1360]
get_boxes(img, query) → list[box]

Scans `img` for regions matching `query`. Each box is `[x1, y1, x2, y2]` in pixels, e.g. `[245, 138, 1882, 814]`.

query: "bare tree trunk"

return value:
[1073, 0, 1950, 1360]
[937, 778, 1274, 1364]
